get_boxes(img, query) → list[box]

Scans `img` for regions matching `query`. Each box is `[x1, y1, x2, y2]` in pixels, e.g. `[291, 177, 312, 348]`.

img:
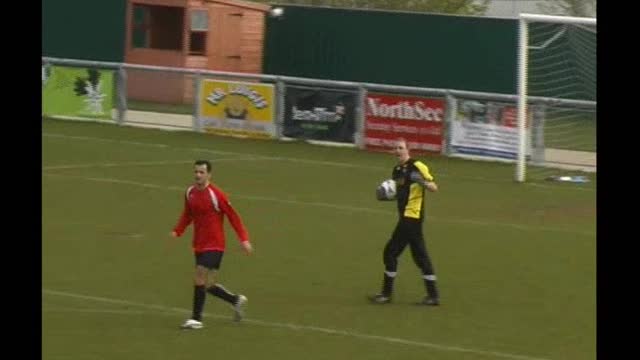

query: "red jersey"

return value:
[173, 183, 249, 253]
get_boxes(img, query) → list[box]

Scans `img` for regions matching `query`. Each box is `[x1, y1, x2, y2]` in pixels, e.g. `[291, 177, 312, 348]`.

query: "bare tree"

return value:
[537, 0, 596, 17]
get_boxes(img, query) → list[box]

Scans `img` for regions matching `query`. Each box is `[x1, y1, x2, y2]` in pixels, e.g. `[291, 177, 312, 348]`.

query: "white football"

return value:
[376, 179, 397, 201]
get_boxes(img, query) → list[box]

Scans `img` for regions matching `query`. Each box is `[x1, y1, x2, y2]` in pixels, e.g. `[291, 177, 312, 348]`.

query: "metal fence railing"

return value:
[42, 57, 596, 174]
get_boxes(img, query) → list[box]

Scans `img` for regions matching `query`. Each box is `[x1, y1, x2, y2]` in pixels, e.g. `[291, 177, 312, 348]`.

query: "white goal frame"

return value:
[516, 13, 597, 182]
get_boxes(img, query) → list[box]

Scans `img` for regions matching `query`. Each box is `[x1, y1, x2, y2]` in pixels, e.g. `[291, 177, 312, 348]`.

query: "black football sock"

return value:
[423, 275, 439, 299]
[192, 285, 206, 321]
[382, 271, 397, 297]
[208, 284, 239, 305]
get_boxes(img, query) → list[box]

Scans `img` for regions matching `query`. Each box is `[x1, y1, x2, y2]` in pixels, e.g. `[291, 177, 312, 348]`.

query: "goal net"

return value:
[516, 14, 596, 182]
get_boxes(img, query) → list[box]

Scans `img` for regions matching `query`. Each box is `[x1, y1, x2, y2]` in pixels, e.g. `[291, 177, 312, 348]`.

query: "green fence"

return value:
[264, 5, 518, 94]
[42, 0, 127, 62]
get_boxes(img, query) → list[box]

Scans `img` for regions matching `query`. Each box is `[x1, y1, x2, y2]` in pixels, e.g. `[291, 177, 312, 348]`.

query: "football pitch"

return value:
[42, 118, 596, 360]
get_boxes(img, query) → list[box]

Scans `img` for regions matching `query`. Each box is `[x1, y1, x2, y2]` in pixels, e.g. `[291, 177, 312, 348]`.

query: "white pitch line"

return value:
[43, 157, 272, 171]
[43, 307, 177, 316]
[43, 132, 596, 191]
[43, 133, 170, 148]
[42, 289, 551, 360]
[42, 173, 595, 236]
[43, 132, 385, 172]
[525, 182, 595, 192]
[43, 160, 194, 170]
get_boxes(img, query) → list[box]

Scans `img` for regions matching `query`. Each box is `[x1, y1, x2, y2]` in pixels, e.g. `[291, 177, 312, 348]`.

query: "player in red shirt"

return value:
[172, 160, 253, 329]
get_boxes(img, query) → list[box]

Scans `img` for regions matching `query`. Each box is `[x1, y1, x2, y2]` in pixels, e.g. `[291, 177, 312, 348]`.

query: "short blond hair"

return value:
[395, 138, 408, 149]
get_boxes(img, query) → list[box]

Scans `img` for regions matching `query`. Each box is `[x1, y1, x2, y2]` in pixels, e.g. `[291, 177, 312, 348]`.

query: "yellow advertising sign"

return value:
[199, 80, 276, 139]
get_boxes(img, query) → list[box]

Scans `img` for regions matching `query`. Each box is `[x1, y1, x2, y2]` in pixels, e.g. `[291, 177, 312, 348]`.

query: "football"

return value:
[376, 179, 397, 201]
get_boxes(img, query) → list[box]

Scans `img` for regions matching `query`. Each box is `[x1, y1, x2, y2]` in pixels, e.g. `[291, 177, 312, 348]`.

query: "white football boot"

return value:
[233, 295, 248, 322]
[180, 318, 203, 329]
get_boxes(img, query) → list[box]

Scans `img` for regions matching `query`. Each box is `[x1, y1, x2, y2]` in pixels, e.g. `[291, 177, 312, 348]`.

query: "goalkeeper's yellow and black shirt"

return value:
[392, 158, 435, 221]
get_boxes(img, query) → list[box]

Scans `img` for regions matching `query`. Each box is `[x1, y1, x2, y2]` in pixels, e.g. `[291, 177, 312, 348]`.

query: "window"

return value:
[132, 5, 149, 48]
[189, 10, 208, 55]
[131, 5, 184, 50]
[191, 10, 208, 31]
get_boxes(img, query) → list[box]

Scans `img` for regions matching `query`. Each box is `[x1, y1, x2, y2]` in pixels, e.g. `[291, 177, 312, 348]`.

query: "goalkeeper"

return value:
[369, 139, 440, 306]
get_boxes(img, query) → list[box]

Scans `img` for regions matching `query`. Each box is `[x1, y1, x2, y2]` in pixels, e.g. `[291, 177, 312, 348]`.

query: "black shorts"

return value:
[195, 251, 224, 270]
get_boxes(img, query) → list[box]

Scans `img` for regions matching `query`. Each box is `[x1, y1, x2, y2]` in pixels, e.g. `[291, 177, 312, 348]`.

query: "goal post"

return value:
[516, 13, 597, 182]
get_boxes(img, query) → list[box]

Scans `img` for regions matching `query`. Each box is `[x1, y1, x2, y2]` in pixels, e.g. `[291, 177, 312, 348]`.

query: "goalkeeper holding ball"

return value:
[369, 138, 440, 306]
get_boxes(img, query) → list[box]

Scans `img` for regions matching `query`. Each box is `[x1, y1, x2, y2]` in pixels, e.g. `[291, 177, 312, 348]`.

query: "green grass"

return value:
[43, 118, 596, 360]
